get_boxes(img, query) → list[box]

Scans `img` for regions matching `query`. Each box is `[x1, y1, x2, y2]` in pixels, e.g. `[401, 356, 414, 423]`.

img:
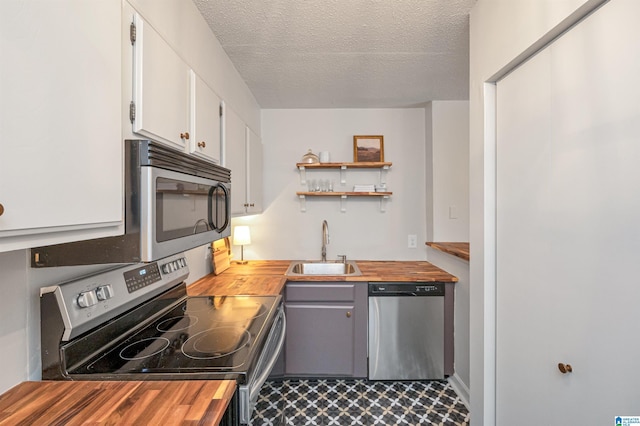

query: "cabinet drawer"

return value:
[286, 283, 355, 302]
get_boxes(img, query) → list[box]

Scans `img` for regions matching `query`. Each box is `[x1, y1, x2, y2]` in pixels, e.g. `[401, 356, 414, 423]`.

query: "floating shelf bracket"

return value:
[340, 195, 347, 212]
[340, 165, 347, 185]
[380, 165, 390, 185]
[380, 195, 389, 212]
[298, 166, 307, 185]
[298, 194, 307, 212]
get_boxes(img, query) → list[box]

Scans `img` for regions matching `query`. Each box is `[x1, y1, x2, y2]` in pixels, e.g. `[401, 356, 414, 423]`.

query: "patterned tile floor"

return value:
[251, 379, 469, 425]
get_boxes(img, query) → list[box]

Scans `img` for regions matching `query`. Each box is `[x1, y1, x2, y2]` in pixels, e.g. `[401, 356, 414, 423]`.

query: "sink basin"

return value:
[285, 261, 362, 276]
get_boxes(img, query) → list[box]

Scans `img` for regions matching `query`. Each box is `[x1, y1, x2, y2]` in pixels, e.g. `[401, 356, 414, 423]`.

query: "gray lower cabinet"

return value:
[284, 282, 367, 377]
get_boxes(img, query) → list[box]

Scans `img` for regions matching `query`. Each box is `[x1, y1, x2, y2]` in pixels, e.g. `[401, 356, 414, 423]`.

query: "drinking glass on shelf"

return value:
[314, 179, 321, 192]
[308, 179, 316, 192]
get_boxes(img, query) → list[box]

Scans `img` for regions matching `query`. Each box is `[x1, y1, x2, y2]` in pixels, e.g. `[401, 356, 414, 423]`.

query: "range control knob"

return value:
[96, 285, 114, 301]
[77, 290, 98, 308]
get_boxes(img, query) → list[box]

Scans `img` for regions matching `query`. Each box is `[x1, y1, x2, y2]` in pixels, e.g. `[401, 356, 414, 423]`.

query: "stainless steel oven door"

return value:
[238, 305, 286, 425]
[140, 166, 231, 261]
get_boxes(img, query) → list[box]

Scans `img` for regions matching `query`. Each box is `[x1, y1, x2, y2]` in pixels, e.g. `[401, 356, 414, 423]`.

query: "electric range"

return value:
[40, 252, 285, 425]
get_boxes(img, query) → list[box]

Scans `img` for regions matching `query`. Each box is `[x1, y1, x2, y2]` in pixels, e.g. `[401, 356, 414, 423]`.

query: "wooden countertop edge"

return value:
[0, 380, 236, 426]
[426, 242, 470, 261]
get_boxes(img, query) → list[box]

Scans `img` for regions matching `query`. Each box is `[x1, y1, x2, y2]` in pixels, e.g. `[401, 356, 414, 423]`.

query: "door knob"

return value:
[180, 132, 190, 140]
[198, 141, 206, 148]
[558, 363, 573, 374]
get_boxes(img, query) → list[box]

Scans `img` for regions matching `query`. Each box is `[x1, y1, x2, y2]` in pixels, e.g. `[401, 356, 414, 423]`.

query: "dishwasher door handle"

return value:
[368, 297, 382, 379]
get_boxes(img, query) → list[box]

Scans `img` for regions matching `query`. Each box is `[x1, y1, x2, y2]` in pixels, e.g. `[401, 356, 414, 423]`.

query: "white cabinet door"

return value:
[0, 0, 122, 252]
[496, 1, 640, 424]
[223, 105, 263, 217]
[224, 104, 248, 216]
[246, 127, 263, 214]
[189, 71, 221, 163]
[132, 13, 189, 151]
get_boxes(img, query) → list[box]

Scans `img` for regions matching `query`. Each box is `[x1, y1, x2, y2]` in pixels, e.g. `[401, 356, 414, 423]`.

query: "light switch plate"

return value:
[408, 234, 417, 248]
[449, 205, 458, 219]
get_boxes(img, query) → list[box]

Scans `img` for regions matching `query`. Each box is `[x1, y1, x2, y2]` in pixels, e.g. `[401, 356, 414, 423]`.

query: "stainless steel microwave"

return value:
[31, 140, 231, 267]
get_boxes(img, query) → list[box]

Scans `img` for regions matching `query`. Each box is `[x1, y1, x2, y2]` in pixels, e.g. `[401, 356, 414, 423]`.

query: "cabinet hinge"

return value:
[129, 101, 136, 123]
[130, 22, 137, 45]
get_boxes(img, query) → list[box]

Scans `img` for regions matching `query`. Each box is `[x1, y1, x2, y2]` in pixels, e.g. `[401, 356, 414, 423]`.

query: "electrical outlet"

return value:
[408, 234, 417, 248]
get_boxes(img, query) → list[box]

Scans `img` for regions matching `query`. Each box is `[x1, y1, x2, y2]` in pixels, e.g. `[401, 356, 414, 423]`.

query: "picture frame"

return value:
[353, 135, 384, 162]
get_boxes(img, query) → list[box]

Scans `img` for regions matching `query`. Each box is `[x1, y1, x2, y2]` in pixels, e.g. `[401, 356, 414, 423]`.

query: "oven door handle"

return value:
[249, 308, 286, 403]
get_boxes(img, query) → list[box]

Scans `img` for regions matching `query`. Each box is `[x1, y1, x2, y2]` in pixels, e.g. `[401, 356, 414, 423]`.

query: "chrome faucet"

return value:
[321, 220, 329, 262]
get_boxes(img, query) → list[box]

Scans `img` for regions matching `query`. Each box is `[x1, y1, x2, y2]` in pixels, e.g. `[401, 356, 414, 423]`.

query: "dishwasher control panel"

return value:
[368, 282, 445, 296]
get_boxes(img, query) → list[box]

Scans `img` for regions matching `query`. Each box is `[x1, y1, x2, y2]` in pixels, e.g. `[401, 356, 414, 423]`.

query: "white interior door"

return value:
[496, 0, 640, 424]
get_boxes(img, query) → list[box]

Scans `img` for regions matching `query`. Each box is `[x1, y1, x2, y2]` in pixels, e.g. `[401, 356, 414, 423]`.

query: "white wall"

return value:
[0, 251, 29, 393]
[425, 101, 470, 242]
[423, 100, 470, 404]
[428, 248, 470, 405]
[231, 108, 428, 261]
[469, 0, 601, 424]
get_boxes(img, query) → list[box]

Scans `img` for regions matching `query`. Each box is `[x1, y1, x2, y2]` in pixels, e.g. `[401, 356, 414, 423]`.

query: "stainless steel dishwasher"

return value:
[368, 282, 445, 380]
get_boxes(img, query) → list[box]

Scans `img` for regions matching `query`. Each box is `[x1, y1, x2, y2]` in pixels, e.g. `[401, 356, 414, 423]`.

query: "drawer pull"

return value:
[198, 141, 206, 148]
[0, 203, 4, 216]
[180, 132, 190, 140]
[346, 311, 352, 318]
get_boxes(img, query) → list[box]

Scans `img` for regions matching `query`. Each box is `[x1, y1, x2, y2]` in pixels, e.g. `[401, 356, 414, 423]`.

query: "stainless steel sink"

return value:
[285, 260, 362, 276]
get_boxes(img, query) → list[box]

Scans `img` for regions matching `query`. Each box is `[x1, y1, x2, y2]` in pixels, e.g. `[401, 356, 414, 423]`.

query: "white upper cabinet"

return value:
[224, 104, 263, 216]
[131, 13, 190, 150]
[224, 104, 248, 216]
[189, 71, 221, 163]
[0, 0, 123, 252]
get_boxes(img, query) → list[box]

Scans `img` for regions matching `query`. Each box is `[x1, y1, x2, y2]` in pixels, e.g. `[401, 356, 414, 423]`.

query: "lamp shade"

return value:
[233, 226, 251, 246]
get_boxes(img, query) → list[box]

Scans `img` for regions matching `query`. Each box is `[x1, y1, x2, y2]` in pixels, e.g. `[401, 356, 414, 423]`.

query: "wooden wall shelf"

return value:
[296, 162, 392, 169]
[296, 192, 392, 212]
[296, 162, 391, 186]
[295, 162, 392, 212]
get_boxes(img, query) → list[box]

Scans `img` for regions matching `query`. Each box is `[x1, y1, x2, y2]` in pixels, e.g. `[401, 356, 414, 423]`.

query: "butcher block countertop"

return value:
[426, 242, 470, 261]
[0, 380, 235, 426]
[187, 260, 457, 296]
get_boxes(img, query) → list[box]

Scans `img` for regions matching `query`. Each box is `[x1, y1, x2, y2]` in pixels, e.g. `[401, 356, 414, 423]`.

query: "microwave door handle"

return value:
[219, 184, 230, 232]
[207, 185, 217, 231]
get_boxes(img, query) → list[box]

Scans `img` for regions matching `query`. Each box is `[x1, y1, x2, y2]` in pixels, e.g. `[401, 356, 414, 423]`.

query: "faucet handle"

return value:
[337, 254, 347, 263]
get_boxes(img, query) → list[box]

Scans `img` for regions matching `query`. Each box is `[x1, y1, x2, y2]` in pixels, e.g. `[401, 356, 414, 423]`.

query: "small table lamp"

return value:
[233, 225, 251, 264]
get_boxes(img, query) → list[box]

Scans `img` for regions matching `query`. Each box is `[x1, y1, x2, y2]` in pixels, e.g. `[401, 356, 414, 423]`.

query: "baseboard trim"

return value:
[447, 373, 470, 410]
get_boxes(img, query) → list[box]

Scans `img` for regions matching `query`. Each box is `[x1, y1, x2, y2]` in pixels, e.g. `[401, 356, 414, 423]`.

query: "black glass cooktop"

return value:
[66, 295, 279, 379]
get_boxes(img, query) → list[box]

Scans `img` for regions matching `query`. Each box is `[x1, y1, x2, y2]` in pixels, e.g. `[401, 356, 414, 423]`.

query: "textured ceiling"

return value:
[192, 0, 476, 108]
